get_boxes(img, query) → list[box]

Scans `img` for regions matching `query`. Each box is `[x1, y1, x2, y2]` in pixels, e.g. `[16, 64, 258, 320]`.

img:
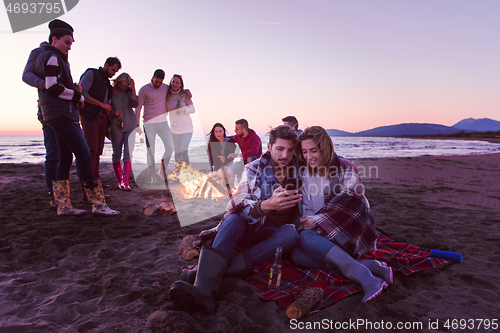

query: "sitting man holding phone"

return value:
[170, 125, 303, 313]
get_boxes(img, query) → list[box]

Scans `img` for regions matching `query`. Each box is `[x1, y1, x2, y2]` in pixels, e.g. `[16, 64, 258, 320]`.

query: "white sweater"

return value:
[302, 171, 330, 216]
[167, 91, 195, 134]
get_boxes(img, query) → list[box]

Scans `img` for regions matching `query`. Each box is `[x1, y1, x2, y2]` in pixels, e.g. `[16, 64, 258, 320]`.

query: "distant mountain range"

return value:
[327, 118, 500, 136]
[453, 118, 500, 132]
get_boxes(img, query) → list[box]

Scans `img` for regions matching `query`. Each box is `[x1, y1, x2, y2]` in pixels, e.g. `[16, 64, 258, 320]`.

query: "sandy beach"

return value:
[1, 153, 500, 332]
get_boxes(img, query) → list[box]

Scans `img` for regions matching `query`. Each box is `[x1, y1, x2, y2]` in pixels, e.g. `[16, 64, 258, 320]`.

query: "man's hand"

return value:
[218, 156, 225, 162]
[74, 83, 82, 93]
[261, 187, 302, 213]
[101, 103, 112, 113]
[115, 110, 122, 116]
[228, 153, 239, 159]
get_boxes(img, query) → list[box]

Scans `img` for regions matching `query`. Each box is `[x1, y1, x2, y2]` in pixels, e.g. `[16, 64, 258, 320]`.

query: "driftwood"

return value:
[139, 201, 176, 216]
[286, 287, 324, 320]
[178, 234, 199, 260]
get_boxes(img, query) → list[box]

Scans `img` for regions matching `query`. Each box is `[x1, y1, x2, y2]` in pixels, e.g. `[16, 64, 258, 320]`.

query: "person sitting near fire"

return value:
[170, 125, 303, 313]
[226, 118, 262, 180]
[207, 122, 238, 179]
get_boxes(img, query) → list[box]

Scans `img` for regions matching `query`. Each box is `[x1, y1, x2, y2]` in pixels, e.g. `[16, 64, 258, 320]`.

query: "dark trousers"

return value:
[211, 214, 298, 265]
[80, 114, 108, 178]
[48, 120, 94, 182]
[42, 124, 59, 193]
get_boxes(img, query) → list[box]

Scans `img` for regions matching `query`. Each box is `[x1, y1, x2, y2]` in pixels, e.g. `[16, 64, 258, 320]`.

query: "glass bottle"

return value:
[268, 246, 282, 290]
[117, 115, 123, 130]
[176, 99, 181, 114]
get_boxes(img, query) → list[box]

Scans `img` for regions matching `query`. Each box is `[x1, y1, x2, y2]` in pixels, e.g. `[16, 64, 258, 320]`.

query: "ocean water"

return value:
[1, 133, 499, 165]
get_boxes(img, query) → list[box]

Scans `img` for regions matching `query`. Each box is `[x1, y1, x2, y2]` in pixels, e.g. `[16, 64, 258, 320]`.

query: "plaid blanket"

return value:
[302, 154, 377, 259]
[245, 230, 454, 309]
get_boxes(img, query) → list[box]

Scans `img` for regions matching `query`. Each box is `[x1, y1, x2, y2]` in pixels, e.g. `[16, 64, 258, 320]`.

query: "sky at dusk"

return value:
[1, 0, 499, 136]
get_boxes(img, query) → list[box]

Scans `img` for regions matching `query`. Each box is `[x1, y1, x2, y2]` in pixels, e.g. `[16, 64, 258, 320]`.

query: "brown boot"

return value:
[52, 180, 87, 216]
[83, 179, 119, 216]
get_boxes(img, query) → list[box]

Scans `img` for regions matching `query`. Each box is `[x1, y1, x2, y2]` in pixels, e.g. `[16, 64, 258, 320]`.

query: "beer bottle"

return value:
[268, 246, 283, 290]
[117, 115, 123, 130]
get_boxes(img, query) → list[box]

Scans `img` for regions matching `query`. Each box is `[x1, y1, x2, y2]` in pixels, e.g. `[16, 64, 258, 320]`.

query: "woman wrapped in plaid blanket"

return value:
[290, 126, 392, 303]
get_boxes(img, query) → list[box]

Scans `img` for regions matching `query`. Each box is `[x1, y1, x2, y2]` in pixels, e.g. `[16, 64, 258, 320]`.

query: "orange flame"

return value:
[168, 162, 227, 201]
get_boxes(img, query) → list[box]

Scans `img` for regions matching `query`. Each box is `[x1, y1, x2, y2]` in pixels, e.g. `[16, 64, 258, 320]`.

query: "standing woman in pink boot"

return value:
[34, 27, 119, 216]
[109, 73, 138, 191]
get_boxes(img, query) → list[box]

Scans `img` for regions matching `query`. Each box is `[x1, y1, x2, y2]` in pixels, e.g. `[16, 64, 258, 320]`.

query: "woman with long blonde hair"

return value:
[291, 126, 391, 303]
[109, 72, 138, 191]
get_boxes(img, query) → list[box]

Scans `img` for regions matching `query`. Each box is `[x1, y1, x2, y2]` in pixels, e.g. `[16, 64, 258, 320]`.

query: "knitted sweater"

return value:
[166, 90, 195, 134]
[110, 90, 139, 132]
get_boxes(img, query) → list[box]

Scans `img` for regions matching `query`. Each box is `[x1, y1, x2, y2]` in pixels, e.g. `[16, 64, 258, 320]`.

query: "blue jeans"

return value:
[43, 125, 59, 193]
[144, 121, 174, 174]
[290, 229, 337, 269]
[110, 130, 135, 163]
[172, 132, 192, 164]
[212, 214, 298, 264]
[48, 120, 94, 182]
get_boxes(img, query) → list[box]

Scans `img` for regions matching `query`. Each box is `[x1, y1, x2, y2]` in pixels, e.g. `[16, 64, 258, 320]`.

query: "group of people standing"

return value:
[22, 19, 197, 215]
[134, 70, 195, 184]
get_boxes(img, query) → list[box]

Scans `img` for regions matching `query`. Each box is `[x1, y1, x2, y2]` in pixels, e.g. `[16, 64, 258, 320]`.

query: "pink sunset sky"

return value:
[1, 0, 499, 136]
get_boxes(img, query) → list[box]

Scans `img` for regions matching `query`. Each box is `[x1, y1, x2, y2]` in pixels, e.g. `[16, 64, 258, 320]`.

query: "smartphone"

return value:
[282, 178, 303, 192]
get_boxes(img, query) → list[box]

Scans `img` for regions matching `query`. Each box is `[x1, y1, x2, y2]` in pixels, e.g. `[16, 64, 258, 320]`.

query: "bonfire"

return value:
[167, 162, 231, 201]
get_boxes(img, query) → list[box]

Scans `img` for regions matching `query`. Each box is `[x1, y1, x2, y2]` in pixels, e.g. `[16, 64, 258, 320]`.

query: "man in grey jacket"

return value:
[22, 19, 78, 206]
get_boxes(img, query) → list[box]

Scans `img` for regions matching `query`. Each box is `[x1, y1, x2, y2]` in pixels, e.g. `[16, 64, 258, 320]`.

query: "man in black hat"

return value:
[79, 57, 121, 180]
[22, 19, 79, 207]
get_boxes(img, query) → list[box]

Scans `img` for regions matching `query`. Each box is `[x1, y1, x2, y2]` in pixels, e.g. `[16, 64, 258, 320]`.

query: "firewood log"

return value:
[139, 203, 160, 216]
[286, 287, 324, 320]
[159, 202, 176, 215]
[178, 234, 199, 260]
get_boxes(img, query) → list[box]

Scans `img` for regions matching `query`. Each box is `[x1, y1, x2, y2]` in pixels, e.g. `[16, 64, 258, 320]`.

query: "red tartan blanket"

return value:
[246, 231, 454, 309]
